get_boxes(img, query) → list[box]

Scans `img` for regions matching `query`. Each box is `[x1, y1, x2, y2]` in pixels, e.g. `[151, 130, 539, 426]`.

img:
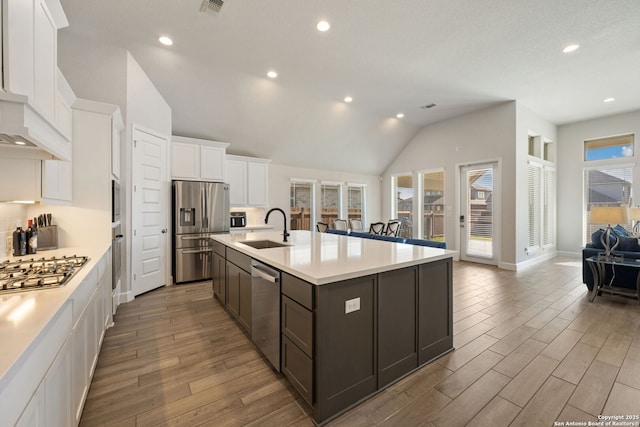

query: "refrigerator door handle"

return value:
[181, 248, 213, 254]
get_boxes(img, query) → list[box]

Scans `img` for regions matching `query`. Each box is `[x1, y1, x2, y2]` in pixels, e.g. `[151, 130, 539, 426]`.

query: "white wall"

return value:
[58, 35, 172, 299]
[382, 102, 517, 265]
[0, 203, 28, 257]
[122, 53, 172, 298]
[515, 104, 558, 265]
[268, 163, 381, 231]
[557, 109, 640, 255]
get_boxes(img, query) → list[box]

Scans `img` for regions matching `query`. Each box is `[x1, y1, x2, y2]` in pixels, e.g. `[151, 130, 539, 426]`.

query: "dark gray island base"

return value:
[210, 232, 454, 425]
[281, 258, 453, 425]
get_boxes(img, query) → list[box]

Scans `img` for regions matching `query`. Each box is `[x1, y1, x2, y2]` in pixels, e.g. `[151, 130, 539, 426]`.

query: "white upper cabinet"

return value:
[41, 159, 72, 203]
[0, 0, 73, 160]
[226, 155, 270, 207]
[171, 136, 229, 182]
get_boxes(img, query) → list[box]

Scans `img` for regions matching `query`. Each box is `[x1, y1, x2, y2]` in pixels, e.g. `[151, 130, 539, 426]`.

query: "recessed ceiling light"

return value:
[316, 21, 331, 32]
[344, 96, 353, 103]
[603, 97, 615, 103]
[159, 36, 173, 46]
[14, 141, 26, 145]
[562, 44, 579, 53]
[396, 113, 405, 119]
[267, 70, 278, 79]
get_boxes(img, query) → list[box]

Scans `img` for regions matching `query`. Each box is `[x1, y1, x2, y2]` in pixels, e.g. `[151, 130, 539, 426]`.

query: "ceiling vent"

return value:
[420, 103, 437, 109]
[200, 0, 224, 14]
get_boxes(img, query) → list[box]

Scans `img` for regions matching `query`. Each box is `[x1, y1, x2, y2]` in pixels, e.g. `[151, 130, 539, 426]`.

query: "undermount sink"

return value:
[239, 240, 290, 249]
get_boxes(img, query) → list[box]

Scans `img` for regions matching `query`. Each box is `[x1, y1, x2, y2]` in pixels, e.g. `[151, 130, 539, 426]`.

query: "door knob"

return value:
[161, 229, 168, 234]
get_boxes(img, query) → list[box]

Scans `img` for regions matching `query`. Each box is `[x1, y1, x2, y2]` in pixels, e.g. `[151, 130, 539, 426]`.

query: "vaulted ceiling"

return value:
[59, 0, 640, 175]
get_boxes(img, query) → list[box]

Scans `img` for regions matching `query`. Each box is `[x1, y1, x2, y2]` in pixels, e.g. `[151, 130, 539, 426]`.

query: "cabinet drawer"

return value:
[226, 247, 251, 272]
[282, 295, 313, 357]
[282, 335, 313, 405]
[282, 272, 313, 310]
[212, 240, 226, 257]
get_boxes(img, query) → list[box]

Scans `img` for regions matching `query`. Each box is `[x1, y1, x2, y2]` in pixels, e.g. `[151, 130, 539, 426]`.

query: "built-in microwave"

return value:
[112, 180, 120, 223]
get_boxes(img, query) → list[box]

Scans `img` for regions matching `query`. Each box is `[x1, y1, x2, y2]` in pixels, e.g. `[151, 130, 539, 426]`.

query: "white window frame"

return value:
[527, 157, 556, 254]
[583, 160, 635, 244]
[346, 182, 367, 228]
[290, 178, 316, 231]
[418, 168, 445, 241]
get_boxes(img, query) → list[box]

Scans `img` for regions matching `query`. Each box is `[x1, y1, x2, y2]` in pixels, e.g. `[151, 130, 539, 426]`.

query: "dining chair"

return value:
[316, 222, 329, 232]
[333, 219, 348, 230]
[385, 220, 401, 237]
[349, 218, 363, 231]
[369, 222, 385, 235]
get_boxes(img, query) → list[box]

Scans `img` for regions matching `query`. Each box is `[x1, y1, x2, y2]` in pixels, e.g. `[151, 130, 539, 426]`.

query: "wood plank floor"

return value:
[80, 258, 640, 426]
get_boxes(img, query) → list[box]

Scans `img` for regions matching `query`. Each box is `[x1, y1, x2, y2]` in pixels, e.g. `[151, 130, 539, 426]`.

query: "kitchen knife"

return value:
[47, 213, 52, 226]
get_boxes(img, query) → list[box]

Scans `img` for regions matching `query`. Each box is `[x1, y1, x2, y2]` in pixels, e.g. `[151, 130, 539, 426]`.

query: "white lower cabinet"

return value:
[44, 336, 73, 427]
[16, 384, 45, 427]
[9, 249, 112, 427]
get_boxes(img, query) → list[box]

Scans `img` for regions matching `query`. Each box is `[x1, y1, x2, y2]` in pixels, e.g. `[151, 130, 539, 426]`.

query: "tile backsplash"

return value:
[0, 203, 28, 257]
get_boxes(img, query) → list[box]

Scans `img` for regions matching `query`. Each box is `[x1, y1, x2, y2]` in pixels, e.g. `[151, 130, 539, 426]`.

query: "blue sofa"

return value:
[582, 227, 640, 292]
[325, 229, 446, 248]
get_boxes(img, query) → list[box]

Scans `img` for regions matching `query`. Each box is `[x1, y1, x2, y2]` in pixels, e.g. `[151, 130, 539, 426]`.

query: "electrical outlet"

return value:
[345, 297, 360, 314]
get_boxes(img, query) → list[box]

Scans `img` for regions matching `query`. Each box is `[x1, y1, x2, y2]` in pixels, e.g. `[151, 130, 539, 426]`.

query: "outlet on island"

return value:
[345, 297, 361, 314]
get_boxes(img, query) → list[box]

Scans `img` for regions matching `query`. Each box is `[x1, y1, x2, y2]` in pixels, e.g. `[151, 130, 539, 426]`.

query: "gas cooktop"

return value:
[0, 255, 89, 293]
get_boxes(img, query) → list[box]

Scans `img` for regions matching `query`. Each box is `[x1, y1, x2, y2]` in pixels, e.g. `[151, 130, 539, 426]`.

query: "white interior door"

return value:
[460, 162, 499, 265]
[132, 127, 168, 296]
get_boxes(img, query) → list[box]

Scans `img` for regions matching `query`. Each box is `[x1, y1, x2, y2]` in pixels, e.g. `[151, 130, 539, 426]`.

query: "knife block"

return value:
[37, 226, 58, 250]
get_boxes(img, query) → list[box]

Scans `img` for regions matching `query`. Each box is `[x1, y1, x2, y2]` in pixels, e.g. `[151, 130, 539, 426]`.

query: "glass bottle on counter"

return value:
[26, 219, 37, 254]
[13, 227, 27, 256]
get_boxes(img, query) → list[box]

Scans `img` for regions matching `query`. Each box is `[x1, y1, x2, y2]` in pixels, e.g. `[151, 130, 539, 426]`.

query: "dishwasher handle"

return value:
[251, 263, 280, 283]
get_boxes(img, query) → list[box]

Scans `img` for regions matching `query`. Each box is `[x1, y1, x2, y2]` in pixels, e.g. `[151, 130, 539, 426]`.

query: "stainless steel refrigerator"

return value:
[172, 180, 229, 283]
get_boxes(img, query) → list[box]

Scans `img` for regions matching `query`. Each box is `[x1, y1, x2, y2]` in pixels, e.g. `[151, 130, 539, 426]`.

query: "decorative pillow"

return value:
[618, 236, 640, 252]
[613, 224, 629, 237]
[591, 229, 618, 249]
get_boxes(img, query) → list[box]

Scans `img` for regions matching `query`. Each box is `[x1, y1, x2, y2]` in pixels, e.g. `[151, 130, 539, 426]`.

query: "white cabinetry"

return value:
[171, 136, 229, 181]
[0, 148, 71, 204]
[41, 159, 72, 202]
[0, 0, 72, 160]
[226, 155, 270, 207]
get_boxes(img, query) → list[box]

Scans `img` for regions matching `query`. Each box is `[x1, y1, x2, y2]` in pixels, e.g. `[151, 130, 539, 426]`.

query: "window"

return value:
[347, 184, 366, 225]
[290, 180, 314, 231]
[320, 182, 341, 226]
[422, 170, 444, 240]
[392, 173, 413, 238]
[527, 161, 556, 252]
[584, 166, 633, 242]
[584, 134, 633, 161]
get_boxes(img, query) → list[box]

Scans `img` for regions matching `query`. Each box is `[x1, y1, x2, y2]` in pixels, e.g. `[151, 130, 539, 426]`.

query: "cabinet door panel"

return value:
[247, 162, 268, 206]
[378, 267, 418, 387]
[226, 262, 240, 317]
[282, 295, 313, 357]
[227, 160, 247, 206]
[172, 142, 199, 179]
[418, 259, 453, 365]
[282, 335, 313, 405]
[200, 145, 225, 181]
[33, 0, 57, 122]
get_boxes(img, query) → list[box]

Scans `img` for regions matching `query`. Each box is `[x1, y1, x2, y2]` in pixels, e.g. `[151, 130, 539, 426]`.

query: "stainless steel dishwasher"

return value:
[251, 260, 281, 371]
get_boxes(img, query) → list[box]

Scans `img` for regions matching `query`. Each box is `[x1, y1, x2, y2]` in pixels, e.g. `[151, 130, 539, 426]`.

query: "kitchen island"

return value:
[210, 230, 456, 425]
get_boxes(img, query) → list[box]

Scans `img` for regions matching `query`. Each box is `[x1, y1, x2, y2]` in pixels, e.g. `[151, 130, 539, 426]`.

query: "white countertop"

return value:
[0, 244, 109, 389]
[211, 230, 456, 285]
